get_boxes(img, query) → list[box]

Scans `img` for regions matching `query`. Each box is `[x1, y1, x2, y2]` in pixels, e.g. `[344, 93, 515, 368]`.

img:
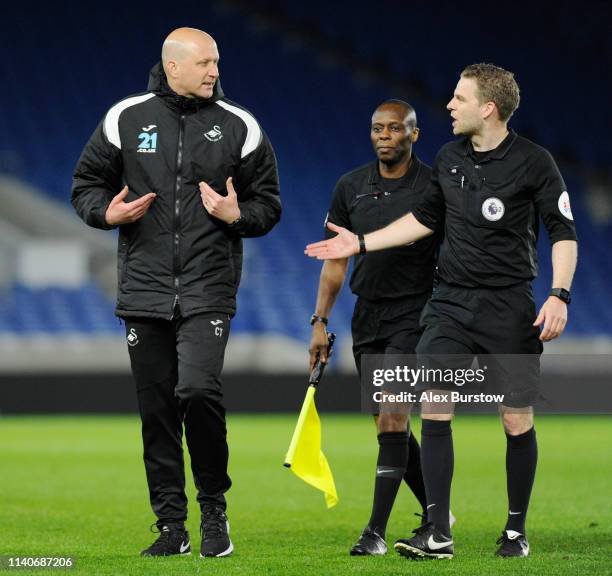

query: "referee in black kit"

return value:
[309, 100, 449, 556]
[305, 63, 578, 559]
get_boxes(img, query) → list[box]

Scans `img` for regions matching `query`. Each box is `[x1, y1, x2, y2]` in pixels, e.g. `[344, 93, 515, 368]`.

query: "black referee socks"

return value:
[367, 431, 410, 539]
[421, 419, 454, 537]
[505, 426, 538, 534]
[403, 432, 428, 511]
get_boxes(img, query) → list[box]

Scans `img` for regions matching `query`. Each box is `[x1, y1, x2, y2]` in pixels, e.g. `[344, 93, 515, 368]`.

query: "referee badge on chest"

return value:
[481, 197, 505, 221]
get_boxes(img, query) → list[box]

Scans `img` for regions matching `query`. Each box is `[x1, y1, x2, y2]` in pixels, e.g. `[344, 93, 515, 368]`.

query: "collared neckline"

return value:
[463, 129, 517, 162]
[368, 154, 423, 189]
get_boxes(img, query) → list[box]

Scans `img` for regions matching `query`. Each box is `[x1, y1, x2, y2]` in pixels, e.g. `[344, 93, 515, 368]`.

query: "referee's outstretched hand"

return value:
[305, 223, 359, 260]
[533, 296, 568, 341]
[105, 186, 156, 226]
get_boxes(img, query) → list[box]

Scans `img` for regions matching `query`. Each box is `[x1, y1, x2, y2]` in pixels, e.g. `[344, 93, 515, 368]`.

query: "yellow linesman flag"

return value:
[284, 384, 338, 508]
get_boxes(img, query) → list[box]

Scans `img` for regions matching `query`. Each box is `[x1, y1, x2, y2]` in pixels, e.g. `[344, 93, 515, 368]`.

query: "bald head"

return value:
[162, 28, 216, 68]
[374, 99, 417, 131]
[162, 28, 220, 99]
[371, 99, 420, 169]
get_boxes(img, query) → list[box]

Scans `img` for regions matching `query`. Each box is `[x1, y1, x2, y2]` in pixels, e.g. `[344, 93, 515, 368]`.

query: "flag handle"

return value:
[308, 332, 336, 386]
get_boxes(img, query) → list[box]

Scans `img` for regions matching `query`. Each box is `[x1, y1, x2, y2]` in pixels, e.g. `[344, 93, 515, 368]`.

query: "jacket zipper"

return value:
[171, 114, 185, 319]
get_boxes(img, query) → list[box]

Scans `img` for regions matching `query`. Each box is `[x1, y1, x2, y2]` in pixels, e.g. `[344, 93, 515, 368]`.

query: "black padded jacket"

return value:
[72, 62, 281, 319]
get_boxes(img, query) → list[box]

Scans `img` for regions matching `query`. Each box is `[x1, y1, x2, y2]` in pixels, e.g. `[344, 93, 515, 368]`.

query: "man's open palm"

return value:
[105, 186, 156, 226]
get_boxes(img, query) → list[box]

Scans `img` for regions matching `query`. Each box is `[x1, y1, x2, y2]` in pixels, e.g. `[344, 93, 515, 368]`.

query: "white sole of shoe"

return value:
[200, 539, 234, 558]
[394, 541, 453, 560]
[349, 547, 387, 556]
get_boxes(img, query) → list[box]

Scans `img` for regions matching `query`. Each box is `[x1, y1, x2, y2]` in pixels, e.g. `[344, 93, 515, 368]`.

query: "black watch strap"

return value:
[550, 288, 571, 304]
[228, 214, 244, 228]
[310, 314, 328, 326]
[358, 234, 367, 255]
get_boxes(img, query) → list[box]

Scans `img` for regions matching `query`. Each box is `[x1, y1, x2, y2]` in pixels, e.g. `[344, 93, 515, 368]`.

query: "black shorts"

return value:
[352, 292, 430, 376]
[415, 280, 543, 408]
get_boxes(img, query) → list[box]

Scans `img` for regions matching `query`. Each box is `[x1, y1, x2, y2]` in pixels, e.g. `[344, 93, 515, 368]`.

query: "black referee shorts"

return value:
[353, 294, 431, 415]
[352, 292, 430, 375]
[415, 280, 543, 408]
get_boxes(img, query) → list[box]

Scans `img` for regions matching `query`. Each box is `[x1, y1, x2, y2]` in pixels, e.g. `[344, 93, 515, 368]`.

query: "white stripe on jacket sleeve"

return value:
[103, 93, 156, 149]
[216, 100, 262, 158]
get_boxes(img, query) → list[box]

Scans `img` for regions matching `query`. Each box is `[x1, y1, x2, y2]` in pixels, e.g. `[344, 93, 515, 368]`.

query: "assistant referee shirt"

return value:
[412, 130, 577, 288]
[326, 155, 438, 300]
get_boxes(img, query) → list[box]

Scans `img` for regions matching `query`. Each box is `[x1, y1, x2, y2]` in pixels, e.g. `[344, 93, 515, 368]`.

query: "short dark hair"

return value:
[461, 63, 520, 122]
[375, 99, 417, 130]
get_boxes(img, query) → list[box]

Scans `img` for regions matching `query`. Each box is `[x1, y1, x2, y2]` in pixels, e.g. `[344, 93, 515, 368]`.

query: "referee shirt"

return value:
[412, 130, 577, 288]
[326, 155, 438, 300]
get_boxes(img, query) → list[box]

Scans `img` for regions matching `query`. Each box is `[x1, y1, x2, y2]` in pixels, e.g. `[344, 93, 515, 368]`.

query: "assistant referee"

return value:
[309, 100, 440, 556]
[305, 63, 578, 559]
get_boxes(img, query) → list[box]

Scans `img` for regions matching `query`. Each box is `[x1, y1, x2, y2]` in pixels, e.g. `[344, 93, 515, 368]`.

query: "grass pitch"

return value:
[1, 414, 610, 575]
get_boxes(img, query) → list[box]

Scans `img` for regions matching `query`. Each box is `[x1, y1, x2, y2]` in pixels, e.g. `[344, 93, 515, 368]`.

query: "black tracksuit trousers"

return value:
[124, 309, 232, 524]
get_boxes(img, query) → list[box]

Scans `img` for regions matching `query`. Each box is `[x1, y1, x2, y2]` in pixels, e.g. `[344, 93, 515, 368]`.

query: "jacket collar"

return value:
[147, 61, 225, 112]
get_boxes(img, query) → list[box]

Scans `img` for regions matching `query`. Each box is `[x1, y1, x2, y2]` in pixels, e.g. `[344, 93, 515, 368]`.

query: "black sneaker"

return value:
[394, 522, 453, 560]
[200, 506, 233, 557]
[140, 523, 191, 557]
[495, 530, 530, 557]
[349, 527, 387, 556]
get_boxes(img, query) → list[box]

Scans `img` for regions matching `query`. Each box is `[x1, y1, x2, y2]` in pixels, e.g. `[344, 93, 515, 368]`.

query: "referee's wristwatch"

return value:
[357, 233, 367, 255]
[550, 288, 571, 304]
[310, 314, 328, 326]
